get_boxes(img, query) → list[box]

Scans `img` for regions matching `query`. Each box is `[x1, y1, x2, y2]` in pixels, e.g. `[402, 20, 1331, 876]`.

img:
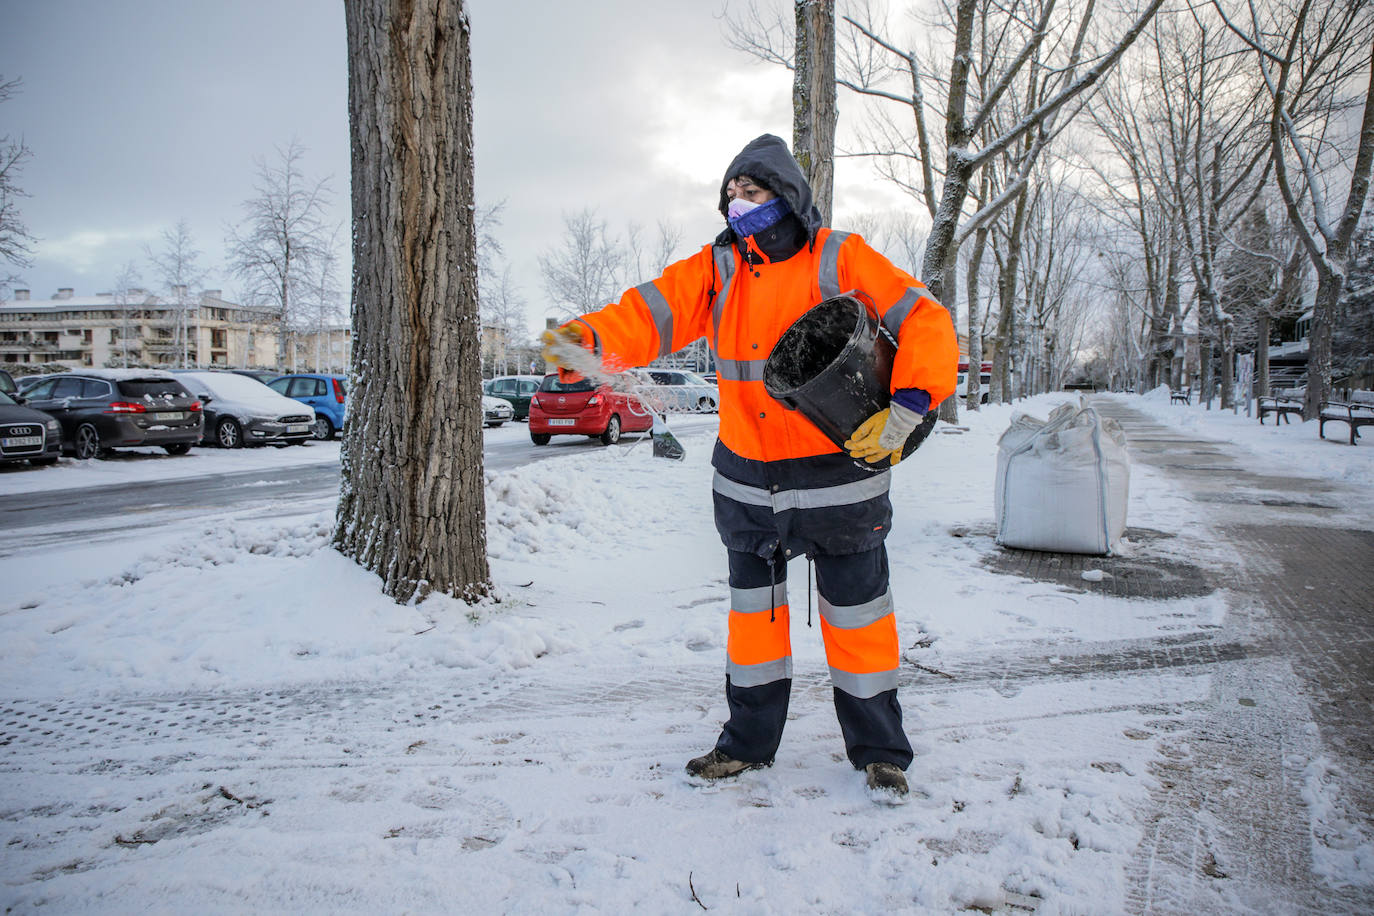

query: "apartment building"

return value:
[0, 288, 350, 372]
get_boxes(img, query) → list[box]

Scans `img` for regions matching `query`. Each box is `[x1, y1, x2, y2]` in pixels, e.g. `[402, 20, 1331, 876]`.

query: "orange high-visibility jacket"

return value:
[574, 227, 958, 463]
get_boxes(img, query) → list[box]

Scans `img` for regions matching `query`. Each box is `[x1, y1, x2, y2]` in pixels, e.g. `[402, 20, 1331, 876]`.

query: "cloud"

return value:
[36, 226, 163, 275]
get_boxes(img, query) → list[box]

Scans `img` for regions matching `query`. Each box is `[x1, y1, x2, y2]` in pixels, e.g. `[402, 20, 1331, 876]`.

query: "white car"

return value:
[482, 395, 514, 428]
[635, 369, 720, 412]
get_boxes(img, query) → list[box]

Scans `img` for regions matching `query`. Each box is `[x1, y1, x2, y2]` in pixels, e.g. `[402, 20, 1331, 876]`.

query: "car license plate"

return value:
[548, 418, 576, 426]
[2, 435, 41, 448]
[154, 412, 182, 420]
[287, 424, 309, 433]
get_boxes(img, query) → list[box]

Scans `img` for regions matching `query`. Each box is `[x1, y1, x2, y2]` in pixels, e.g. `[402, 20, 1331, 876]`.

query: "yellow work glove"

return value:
[844, 401, 923, 466]
[540, 323, 591, 369]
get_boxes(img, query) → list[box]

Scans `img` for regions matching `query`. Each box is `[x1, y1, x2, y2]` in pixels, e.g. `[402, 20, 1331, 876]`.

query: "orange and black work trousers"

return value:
[710, 442, 913, 769]
[716, 545, 913, 770]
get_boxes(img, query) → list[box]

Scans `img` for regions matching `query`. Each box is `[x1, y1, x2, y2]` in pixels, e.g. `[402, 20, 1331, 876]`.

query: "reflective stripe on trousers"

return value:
[726, 580, 791, 688]
[819, 589, 899, 699]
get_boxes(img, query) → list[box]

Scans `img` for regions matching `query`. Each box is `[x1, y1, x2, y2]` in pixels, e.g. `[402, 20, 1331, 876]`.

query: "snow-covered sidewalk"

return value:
[2, 392, 1370, 912]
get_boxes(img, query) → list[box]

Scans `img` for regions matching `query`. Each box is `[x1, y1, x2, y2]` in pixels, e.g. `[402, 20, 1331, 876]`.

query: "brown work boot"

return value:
[685, 748, 769, 780]
[864, 761, 909, 798]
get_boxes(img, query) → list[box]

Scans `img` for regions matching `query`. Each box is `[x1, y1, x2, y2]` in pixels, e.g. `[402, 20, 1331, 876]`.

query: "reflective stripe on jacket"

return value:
[576, 227, 958, 464]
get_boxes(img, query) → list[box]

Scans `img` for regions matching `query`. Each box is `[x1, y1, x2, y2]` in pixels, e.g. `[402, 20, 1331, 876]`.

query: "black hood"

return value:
[716, 134, 825, 242]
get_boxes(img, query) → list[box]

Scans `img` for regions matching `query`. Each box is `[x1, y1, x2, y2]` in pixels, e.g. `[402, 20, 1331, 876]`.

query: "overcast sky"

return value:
[1, 0, 902, 337]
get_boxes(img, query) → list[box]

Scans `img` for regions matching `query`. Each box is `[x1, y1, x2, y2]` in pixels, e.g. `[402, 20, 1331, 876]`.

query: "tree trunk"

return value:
[922, 165, 971, 422]
[1255, 312, 1270, 396]
[337, 0, 491, 604]
[1199, 331, 1214, 408]
[992, 188, 1029, 403]
[1219, 314, 1235, 409]
[1304, 269, 1342, 419]
[1149, 240, 1179, 389]
[964, 222, 989, 411]
[793, 0, 836, 224]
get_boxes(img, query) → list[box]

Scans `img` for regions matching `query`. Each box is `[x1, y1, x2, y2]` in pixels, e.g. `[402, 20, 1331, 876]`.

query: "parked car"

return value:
[230, 368, 282, 386]
[268, 373, 347, 440]
[0, 369, 16, 398]
[22, 370, 203, 459]
[528, 373, 653, 446]
[636, 369, 720, 412]
[0, 390, 63, 466]
[482, 395, 514, 428]
[482, 375, 543, 420]
[174, 370, 314, 448]
[957, 362, 993, 404]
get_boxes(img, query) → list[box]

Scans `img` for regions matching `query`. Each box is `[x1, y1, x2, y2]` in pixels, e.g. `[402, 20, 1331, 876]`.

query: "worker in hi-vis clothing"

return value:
[542, 134, 958, 798]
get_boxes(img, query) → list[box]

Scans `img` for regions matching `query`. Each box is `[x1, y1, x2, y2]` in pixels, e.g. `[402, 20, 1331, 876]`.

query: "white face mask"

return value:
[727, 197, 759, 219]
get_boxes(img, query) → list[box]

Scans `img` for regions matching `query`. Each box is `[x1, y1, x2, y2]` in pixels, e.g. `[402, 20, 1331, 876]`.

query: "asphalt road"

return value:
[0, 415, 719, 557]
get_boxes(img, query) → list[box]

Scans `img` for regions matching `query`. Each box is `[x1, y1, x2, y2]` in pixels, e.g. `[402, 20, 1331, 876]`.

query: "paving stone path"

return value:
[1089, 399, 1374, 915]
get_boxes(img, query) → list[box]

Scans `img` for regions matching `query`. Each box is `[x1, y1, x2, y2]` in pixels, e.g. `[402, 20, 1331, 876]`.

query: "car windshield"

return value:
[0, 390, 14, 406]
[185, 372, 279, 400]
[681, 372, 711, 385]
[118, 379, 189, 398]
[540, 376, 595, 393]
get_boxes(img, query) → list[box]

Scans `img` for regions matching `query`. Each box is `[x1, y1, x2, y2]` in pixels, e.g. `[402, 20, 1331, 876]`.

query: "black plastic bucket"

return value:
[763, 295, 936, 469]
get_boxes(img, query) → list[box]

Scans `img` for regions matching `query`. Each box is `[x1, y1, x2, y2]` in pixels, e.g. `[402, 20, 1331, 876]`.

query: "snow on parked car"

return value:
[175, 370, 315, 449]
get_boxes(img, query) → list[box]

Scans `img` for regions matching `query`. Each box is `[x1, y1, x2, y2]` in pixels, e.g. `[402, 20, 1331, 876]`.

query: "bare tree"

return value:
[1018, 179, 1098, 393]
[1151, 11, 1274, 409]
[1220, 0, 1374, 418]
[475, 201, 505, 285]
[1221, 200, 1292, 395]
[481, 263, 528, 375]
[624, 218, 685, 284]
[735, 0, 1166, 420]
[225, 140, 333, 369]
[109, 262, 145, 369]
[337, 0, 491, 604]
[299, 224, 346, 372]
[145, 219, 207, 367]
[0, 76, 35, 299]
[538, 209, 625, 322]
[1089, 57, 1192, 393]
[830, 0, 1163, 287]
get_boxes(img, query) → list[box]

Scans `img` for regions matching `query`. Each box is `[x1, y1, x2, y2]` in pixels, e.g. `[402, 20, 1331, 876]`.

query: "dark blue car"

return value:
[268, 373, 347, 440]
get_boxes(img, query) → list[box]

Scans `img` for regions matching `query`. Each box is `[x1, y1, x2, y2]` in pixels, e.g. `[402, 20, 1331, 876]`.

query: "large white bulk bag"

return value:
[995, 401, 1130, 555]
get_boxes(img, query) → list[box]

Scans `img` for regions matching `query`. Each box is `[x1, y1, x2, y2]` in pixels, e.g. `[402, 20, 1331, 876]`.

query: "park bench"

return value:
[1257, 386, 1305, 425]
[1169, 387, 1192, 405]
[1319, 389, 1374, 445]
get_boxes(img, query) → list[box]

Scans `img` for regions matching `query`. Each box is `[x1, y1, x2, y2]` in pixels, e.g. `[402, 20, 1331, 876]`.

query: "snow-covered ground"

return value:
[2, 391, 1370, 912]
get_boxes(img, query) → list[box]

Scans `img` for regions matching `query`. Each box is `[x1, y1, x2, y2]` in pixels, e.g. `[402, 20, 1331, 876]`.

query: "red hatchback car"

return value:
[528, 373, 654, 446]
